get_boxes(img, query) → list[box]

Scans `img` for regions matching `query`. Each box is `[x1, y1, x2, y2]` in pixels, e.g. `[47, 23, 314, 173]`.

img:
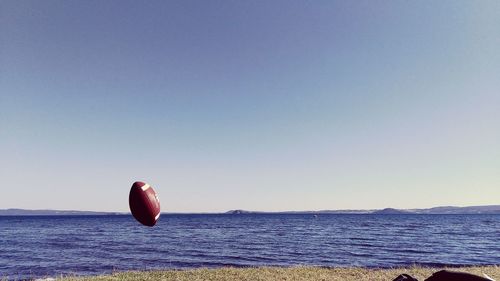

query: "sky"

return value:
[1, 0, 499, 212]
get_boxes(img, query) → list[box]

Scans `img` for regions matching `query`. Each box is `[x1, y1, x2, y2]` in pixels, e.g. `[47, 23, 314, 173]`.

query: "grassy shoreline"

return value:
[58, 266, 500, 281]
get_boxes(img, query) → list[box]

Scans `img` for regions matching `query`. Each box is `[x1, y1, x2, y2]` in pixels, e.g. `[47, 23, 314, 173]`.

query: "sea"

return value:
[0, 214, 499, 280]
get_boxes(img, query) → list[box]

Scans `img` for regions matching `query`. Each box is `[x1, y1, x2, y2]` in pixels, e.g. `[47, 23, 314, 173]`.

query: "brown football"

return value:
[129, 181, 161, 227]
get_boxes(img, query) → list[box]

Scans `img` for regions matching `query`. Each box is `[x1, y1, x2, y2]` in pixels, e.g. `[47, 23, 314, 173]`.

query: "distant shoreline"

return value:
[1, 205, 499, 216]
[1, 212, 500, 216]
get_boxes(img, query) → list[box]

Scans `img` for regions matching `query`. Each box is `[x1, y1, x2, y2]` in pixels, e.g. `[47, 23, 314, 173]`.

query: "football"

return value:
[129, 181, 161, 227]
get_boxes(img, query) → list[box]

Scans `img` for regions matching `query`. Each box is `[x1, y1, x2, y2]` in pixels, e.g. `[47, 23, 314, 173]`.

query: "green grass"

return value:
[57, 266, 500, 281]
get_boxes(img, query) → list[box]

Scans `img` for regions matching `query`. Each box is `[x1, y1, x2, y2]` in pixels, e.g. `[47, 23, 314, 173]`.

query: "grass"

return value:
[58, 266, 500, 281]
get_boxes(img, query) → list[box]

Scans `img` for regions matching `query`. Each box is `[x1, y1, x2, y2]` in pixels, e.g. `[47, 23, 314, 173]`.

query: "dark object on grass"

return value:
[424, 270, 494, 281]
[393, 273, 419, 281]
[129, 181, 161, 227]
[393, 270, 495, 281]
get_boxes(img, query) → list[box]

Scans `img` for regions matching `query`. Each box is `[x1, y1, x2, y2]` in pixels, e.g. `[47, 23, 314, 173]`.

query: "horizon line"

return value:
[1, 204, 499, 214]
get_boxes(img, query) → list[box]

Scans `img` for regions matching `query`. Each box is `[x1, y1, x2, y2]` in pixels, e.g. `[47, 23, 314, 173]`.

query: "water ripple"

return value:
[1, 214, 499, 280]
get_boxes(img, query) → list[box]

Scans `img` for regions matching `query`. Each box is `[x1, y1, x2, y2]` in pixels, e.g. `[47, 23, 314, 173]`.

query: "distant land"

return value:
[225, 205, 500, 215]
[0, 205, 499, 216]
[0, 209, 121, 216]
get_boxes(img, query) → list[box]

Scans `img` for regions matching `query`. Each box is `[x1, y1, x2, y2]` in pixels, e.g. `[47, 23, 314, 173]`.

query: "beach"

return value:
[58, 266, 500, 281]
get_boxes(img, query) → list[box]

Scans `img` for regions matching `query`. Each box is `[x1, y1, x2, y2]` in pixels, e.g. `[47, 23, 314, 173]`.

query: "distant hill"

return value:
[0, 208, 121, 216]
[410, 205, 500, 214]
[226, 205, 500, 215]
[372, 208, 412, 215]
[225, 209, 254, 214]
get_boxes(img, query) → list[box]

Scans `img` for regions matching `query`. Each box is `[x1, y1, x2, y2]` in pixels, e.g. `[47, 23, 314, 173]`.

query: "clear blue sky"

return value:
[1, 0, 499, 212]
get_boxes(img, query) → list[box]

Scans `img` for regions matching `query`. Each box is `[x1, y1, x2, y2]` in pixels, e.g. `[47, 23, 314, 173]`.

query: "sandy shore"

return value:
[56, 266, 500, 281]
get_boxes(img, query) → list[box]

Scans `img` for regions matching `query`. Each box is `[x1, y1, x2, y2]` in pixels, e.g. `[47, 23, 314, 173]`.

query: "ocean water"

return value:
[0, 214, 499, 279]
